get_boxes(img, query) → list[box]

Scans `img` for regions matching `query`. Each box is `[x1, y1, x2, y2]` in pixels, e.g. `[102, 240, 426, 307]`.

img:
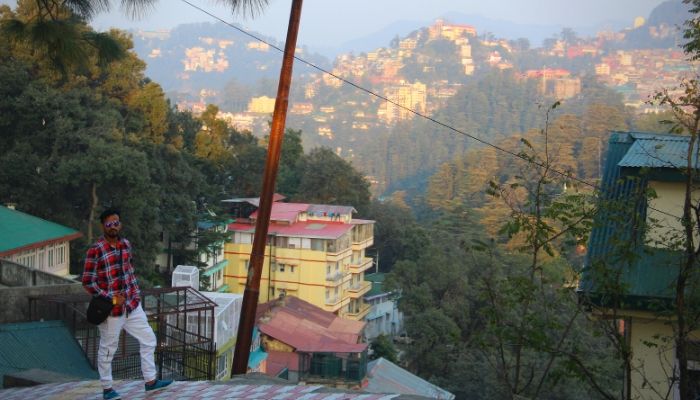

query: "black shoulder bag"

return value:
[86, 296, 112, 325]
[86, 248, 123, 325]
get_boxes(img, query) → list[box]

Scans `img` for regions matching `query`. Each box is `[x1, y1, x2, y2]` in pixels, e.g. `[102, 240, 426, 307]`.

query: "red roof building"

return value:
[257, 296, 368, 386]
[223, 199, 375, 321]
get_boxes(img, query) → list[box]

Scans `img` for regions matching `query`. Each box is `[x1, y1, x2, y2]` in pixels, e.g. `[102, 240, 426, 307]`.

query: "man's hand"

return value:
[112, 293, 126, 306]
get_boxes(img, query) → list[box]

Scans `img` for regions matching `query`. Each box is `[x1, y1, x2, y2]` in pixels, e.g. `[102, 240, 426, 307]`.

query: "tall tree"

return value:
[293, 147, 371, 213]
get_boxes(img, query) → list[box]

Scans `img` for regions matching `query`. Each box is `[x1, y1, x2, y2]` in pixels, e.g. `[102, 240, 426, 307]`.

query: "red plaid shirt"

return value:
[82, 236, 141, 317]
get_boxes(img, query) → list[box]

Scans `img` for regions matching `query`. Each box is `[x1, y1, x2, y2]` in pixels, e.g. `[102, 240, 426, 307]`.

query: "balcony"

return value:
[346, 281, 371, 298]
[325, 271, 345, 283]
[325, 249, 352, 262]
[346, 302, 371, 320]
[324, 296, 344, 313]
[351, 237, 373, 251]
[348, 257, 373, 273]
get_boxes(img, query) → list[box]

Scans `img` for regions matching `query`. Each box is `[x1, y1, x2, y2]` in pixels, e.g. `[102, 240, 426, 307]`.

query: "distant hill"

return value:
[131, 22, 330, 98]
[330, 20, 425, 56]
[618, 0, 690, 49]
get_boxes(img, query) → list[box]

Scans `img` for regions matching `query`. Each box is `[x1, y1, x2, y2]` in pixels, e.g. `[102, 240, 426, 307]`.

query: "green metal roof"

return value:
[579, 131, 687, 311]
[216, 284, 230, 293]
[0, 320, 98, 388]
[202, 260, 229, 277]
[0, 206, 81, 256]
[365, 273, 387, 298]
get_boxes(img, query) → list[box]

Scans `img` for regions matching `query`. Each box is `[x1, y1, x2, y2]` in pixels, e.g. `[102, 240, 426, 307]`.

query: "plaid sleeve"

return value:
[122, 240, 141, 311]
[82, 245, 110, 299]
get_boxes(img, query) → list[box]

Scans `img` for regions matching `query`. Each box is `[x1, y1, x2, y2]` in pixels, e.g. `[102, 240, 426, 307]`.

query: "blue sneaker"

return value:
[103, 388, 121, 400]
[145, 379, 173, 392]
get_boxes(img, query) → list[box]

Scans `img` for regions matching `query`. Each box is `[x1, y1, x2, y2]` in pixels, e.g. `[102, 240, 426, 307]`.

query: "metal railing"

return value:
[29, 287, 217, 381]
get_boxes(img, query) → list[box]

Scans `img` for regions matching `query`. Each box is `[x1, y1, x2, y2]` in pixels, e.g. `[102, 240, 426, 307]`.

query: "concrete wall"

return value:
[0, 259, 83, 323]
[647, 181, 700, 247]
[629, 315, 700, 399]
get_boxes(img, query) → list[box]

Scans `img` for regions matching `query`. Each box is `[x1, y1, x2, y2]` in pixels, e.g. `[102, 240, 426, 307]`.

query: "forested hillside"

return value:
[0, 4, 369, 283]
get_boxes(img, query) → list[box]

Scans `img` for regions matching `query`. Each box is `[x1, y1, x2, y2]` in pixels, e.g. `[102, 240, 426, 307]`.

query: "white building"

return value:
[364, 273, 403, 341]
[0, 205, 81, 277]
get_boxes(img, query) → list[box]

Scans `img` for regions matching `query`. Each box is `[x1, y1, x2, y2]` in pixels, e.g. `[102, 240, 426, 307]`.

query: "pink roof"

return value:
[228, 220, 353, 240]
[258, 297, 367, 353]
[250, 202, 310, 222]
[266, 350, 300, 375]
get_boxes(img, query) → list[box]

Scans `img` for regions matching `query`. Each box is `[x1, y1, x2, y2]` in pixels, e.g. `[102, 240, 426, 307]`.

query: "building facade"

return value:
[363, 273, 403, 341]
[223, 199, 374, 321]
[579, 132, 700, 399]
[0, 205, 81, 277]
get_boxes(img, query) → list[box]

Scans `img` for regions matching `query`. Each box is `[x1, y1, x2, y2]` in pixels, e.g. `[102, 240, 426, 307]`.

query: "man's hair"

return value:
[99, 208, 121, 224]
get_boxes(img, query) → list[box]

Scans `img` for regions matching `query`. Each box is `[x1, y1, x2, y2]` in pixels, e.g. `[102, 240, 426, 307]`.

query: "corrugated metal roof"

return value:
[365, 358, 455, 399]
[579, 131, 686, 308]
[0, 206, 82, 256]
[617, 133, 699, 169]
[365, 273, 387, 298]
[249, 202, 310, 222]
[258, 297, 367, 353]
[0, 379, 405, 399]
[0, 320, 98, 388]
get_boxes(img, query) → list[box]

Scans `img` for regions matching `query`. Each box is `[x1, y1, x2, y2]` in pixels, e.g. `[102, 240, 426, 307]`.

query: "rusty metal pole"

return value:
[231, 0, 303, 376]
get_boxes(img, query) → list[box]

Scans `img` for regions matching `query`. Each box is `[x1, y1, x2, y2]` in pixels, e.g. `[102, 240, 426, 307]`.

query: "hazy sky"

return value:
[92, 0, 668, 44]
[3, 0, 670, 48]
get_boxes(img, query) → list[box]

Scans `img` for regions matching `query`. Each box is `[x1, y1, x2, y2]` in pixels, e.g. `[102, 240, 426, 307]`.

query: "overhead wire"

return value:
[178, 0, 683, 221]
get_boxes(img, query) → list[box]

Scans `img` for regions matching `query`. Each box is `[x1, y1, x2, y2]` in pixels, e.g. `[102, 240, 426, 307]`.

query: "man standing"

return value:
[82, 208, 172, 400]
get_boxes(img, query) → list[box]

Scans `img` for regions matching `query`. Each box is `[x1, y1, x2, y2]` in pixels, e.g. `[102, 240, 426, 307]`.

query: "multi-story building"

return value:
[579, 132, 700, 398]
[247, 96, 276, 114]
[363, 273, 403, 341]
[0, 205, 81, 277]
[379, 81, 427, 124]
[222, 198, 374, 321]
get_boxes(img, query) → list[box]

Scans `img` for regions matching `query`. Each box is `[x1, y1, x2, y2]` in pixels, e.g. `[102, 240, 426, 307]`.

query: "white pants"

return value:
[97, 304, 157, 389]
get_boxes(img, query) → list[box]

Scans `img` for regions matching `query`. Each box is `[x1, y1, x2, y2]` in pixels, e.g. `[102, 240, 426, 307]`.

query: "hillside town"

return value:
[166, 18, 694, 145]
[4, 0, 700, 399]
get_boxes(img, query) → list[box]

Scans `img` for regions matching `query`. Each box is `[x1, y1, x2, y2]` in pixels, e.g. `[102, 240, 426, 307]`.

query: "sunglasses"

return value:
[104, 220, 121, 228]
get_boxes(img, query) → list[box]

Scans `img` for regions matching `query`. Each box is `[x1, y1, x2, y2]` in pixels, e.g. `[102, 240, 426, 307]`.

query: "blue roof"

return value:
[0, 321, 98, 388]
[365, 358, 454, 399]
[248, 349, 268, 369]
[616, 132, 699, 169]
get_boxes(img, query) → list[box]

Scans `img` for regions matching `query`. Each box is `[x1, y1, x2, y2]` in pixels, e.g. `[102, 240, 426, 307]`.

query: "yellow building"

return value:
[580, 132, 700, 398]
[379, 81, 427, 124]
[247, 96, 276, 114]
[223, 199, 374, 320]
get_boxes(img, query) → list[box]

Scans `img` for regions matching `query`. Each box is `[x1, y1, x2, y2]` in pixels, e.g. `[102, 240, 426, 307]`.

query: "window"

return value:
[279, 264, 285, 272]
[217, 353, 228, 379]
[275, 236, 288, 248]
[237, 233, 252, 244]
[327, 265, 331, 275]
[325, 289, 330, 299]
[310, 239, 325, 251]
[290, 266, 295, 273]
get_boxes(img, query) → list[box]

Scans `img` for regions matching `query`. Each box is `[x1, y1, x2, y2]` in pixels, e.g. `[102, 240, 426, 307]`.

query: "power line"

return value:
[177, 0, 683, 221]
